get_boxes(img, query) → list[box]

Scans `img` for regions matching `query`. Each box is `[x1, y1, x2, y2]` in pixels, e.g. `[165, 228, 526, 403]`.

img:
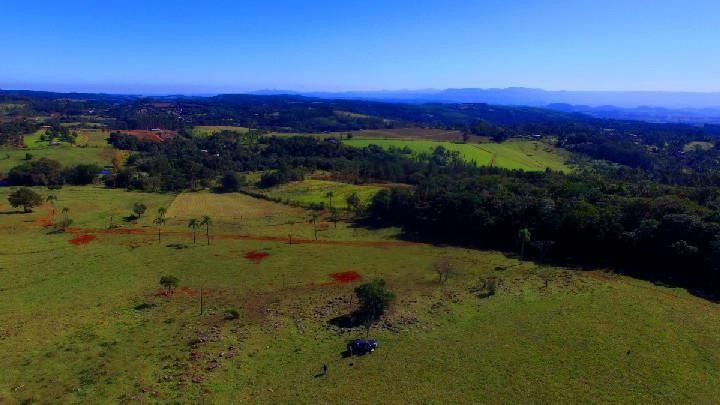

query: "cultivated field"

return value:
[251, 179, 388, 210]
[191, 126, 250, 137]
[343, 139, 570, 172]
[1, 185, 720, 402]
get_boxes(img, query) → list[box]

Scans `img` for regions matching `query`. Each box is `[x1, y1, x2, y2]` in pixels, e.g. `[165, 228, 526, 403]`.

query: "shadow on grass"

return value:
[328, 312, 366, 329]
[0, 210, 28, 215]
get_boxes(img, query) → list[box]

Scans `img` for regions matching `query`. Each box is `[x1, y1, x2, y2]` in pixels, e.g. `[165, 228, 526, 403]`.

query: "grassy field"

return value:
[0, 146, 115, 173]
[343, 139, 570, 172]
[0, 129, 115, 174]
[192, 126, 250, 137]
[268, 128, 467, 142]
[1, 186, 720, 402]
[251, 179, 388, 210]
[683, 141, 714, 152]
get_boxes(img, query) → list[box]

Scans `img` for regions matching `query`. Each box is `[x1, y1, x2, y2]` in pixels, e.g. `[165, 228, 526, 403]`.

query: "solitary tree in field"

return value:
[355, 279, 395, 335]
[159, 275, 179, 293]
[132, 202, 147, 220]
[329, 207, 340, 229]
[309, 212, 319, 240]
[59, 207, 72, 231]
[518, 228, 532, 258]
[188, 218, 200, 244]
[200, 215, 212, 245]
[325, 191, 334, 208]
[153, 207, 167, 244]
[346, 192, 361, 215]
[46, 194, 58, 222]
[434, 258, 454, 284]
[8, 188, 43, 213]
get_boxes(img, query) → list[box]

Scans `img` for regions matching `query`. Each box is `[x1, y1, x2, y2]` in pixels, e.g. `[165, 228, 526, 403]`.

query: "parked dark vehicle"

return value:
[347, 339, 378, 355]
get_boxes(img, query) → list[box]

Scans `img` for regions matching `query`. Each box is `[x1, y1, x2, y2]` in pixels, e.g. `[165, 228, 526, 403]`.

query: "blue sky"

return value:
[1, 0, 719, 93]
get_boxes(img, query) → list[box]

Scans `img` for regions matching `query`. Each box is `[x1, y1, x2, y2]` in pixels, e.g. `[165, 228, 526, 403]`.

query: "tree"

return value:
[355, 279, 395, 324]
[518, 228, 531, 258]
[159, 275, 179, 293]
[132, 202, 147, 219]
[64, 164, 100, 185]
[200, 215, 212, 245]
[329, 207, 340, 229]
[325, 191, 334, 208]
[46, 194, 58, 222]
[154, 207, 167, 243]
[309, 211, 319, 240]
[59, 207, 72, 231]
[111, 151, 124, 172]
[8, 158, 63, 186]
[8, 188, 43, 213]
[433, 258, 454, 284]
[188, 218, 200, 244]
[219, 172, 246, 192]
[346, 192, 361, 214]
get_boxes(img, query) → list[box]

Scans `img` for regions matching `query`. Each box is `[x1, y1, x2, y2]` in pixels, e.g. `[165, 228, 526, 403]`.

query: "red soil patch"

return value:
[35, 215, 53, 227]
[178, 286, 199, 297]
[69, 234, 97, 246]
[155, 286, 206, 298]
[244, 250, 270, 263]
[329, 271, 361, 283]
[319, 271, 362, 286]
[34, 208, 55, 227]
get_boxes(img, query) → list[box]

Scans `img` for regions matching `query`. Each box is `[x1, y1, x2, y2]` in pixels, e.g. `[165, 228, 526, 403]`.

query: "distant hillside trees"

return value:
[7, 158, 99, 186]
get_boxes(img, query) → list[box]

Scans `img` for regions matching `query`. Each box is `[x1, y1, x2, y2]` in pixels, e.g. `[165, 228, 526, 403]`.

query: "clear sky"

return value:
[1, 0, 719, 94]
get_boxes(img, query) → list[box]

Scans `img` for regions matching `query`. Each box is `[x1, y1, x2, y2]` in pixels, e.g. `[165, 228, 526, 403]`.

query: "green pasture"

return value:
[192, 126, 250, 137]
[0, 186, 719, 402]
[343, 139, 570, 172]
[252, 179, 387, 209]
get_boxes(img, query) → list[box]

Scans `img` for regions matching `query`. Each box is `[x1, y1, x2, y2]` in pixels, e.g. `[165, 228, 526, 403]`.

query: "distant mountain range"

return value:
[253, 87, 720, 124]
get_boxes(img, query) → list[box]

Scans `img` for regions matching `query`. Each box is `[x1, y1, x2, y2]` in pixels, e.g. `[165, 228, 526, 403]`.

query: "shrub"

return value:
[219, 172, 247, 192]
[159, 275, 179, 291]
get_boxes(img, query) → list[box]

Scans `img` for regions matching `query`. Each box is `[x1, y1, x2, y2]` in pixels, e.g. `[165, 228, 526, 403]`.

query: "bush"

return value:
[258, 167, 305, 188]
[159, 275, 179, 290]
[133, 202, 147, 218]
[219, 172, 247, 192]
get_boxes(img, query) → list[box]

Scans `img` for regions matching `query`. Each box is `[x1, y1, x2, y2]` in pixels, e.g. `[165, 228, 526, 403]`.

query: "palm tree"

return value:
[309, 212, 319, 240]
[46, 194, 58, 223]
[61, 207, 70, 231]
[153, 207, 167, 244]
[518, 228, 531, 258]
[325, 191, 334, 208]
[188, 218, 200, 244]
[200, 215, 212, 245]
[329, 207, 340, 229]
